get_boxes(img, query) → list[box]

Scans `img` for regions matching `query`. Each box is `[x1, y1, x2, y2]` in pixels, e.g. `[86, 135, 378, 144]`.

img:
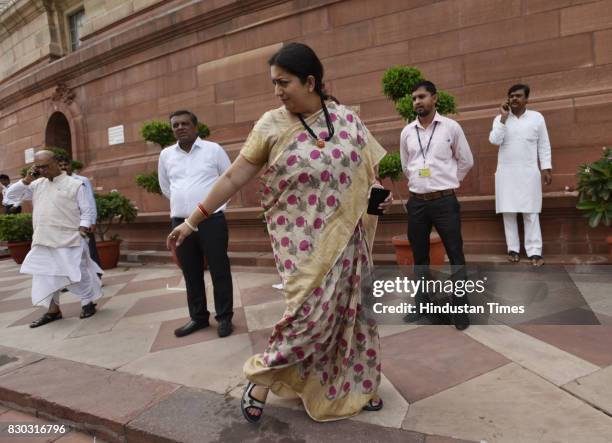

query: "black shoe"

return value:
[174, 319, 209, 337]
[80, 302, 97, 319]
[452, 312, 470, 330]
[217, 319, 233, 338]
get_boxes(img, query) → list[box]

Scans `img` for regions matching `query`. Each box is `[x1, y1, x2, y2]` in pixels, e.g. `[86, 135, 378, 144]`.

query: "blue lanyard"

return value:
[415, 121, 438, 161]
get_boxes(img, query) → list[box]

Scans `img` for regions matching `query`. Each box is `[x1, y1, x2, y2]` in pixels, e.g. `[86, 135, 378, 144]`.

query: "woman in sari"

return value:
[167, 43, 391, 423]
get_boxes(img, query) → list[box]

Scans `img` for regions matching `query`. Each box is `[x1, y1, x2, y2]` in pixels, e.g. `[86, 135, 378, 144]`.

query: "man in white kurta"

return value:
[6, 151, 103, 327]
[489, 84, 552, 267]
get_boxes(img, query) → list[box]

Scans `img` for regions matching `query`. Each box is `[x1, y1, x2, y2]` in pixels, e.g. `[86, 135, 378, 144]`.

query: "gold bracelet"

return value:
[184, 218, 199, 232]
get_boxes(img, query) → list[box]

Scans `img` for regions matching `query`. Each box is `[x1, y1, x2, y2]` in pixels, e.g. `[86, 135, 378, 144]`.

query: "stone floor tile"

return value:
[381, 326, 509, 403]
[0, 358, 178, 438]
[240, 283, 284, 306]
[243, 299, 286, 331]
[123, 292, 186, 317]
[150, 307, 248, 353]
[43, 322, 159, 370]
[403, 363, 612, 443]
[119, 334, 253, 394]
[563, 364, 612, 415]
[248, 327, 272, 355]
[378, 323, 421, 338]
[350, 373, 409, 429]
[464, 325, 599, 385]
[424, 436, 479, 443]
[115, 275, 182, 296]
[0, 346, 45, 377]
[514, 324, 612, 367]
[126, 385, 425, 443]
[66, 287, 137, 339]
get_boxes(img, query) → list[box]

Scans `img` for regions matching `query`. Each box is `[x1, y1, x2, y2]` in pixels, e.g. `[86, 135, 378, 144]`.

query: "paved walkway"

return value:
[0, 259, 611, 442]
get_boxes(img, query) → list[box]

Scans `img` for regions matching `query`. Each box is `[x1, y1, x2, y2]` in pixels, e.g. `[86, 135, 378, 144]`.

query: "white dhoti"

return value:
[20, 237, 103, 308]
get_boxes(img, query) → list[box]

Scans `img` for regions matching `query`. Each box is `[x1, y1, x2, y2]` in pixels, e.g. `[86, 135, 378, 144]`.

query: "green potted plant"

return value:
[576, 147, 611, 254]
[380, 65, 457, 265]
[94, 190, 138, 269]
[0, 213, 33, 264]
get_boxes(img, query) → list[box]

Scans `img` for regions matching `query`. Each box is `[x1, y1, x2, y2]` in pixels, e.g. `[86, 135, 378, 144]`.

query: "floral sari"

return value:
[241, 102, 387, 422]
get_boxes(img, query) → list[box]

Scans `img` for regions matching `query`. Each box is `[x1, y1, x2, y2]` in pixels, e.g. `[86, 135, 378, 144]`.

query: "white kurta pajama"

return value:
[6, 174, 103, 308]
[489, 110, 552, 256]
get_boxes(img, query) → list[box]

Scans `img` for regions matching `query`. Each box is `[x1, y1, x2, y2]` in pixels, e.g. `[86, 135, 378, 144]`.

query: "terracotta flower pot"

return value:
[7, 240, 31, 264]
[96, 240, 121, 269]
[391, 234, 445, 266]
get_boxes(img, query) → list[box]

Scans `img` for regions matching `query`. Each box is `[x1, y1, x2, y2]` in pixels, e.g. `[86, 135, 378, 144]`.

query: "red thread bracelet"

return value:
[197, 203, 209, 218]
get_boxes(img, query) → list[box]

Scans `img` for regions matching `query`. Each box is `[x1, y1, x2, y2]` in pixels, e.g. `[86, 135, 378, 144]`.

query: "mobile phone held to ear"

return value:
[367, 188, 391, 216]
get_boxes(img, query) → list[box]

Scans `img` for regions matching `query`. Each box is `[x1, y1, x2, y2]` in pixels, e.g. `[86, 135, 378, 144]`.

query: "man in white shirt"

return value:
[489, 84, 552, 267]
[158, 110, 234, 338]
[7, 151, 102, 327]
[1, 174, 22, 214]
[58, 157, 102, 270]
[400, 80, 474, 330]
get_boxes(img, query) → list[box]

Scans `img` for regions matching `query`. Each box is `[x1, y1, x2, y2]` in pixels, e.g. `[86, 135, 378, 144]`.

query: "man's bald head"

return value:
[34, 150, 55, 161]
[33, 150, 62, 179]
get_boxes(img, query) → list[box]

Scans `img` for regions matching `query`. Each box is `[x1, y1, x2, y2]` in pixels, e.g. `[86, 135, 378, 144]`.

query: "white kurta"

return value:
[489, 110, 552, 213]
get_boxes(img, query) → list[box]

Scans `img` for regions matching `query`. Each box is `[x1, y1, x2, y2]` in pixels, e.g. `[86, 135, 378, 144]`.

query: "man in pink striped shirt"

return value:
[399, 80, 474, 330]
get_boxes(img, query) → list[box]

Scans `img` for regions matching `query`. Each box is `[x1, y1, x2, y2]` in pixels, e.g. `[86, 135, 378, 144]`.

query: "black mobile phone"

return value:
[31, 169, 40, 178]
[367, 188, 391, 216]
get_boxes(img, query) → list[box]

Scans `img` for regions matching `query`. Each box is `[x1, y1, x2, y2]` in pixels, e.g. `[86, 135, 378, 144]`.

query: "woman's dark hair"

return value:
[268, 43, 339, 103]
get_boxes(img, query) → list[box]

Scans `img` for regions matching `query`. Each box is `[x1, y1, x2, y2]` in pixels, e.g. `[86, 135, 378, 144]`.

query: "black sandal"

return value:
[529, 255, 544, 267]
[30, 311, 62, 328]
[362, 398, 384, 411]
[80, 302, 97, 319]
[241, 382, 266, 424]
[507, 251, 520, 263]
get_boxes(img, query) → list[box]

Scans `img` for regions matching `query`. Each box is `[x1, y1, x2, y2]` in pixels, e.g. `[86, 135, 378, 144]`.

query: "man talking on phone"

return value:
[6, 151, 102, 327]
[399, 80, 474, 330]
[489, 84, 552, 267]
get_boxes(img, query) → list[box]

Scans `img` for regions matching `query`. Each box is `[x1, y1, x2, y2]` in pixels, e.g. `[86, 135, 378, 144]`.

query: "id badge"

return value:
[418, 168, 431, 177]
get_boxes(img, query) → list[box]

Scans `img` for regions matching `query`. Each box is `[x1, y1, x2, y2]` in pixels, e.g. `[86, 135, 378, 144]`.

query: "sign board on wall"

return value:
[108, 125, 124, 145]
[24, 148, 35, 164]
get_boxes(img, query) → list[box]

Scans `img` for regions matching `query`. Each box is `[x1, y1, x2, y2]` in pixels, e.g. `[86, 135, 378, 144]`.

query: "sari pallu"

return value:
[242, 102, 387, 422]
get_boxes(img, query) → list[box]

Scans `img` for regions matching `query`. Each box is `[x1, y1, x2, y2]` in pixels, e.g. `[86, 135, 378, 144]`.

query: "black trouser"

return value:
[87, 232, 102, 269]
[3, 205, 21, 214]
[407, 194, 468, 310]
[172, 214, 233, 323]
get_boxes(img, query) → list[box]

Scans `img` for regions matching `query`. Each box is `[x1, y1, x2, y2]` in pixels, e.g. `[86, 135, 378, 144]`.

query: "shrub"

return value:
[0, 213, 33, 242]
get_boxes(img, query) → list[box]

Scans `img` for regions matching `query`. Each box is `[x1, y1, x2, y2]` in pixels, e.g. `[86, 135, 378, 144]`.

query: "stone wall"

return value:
[0, 0, 51, 81]
[0, 0, 610, 256]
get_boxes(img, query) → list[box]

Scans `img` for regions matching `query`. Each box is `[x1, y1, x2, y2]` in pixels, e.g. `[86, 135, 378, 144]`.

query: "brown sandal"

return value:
[30, 311, 62, 328]
[529, 255, 544, 267]
[507, 251, 520, 263]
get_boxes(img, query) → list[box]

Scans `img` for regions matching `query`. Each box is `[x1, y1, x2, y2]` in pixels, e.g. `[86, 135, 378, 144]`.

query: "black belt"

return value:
[410, 189, 455, 201]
